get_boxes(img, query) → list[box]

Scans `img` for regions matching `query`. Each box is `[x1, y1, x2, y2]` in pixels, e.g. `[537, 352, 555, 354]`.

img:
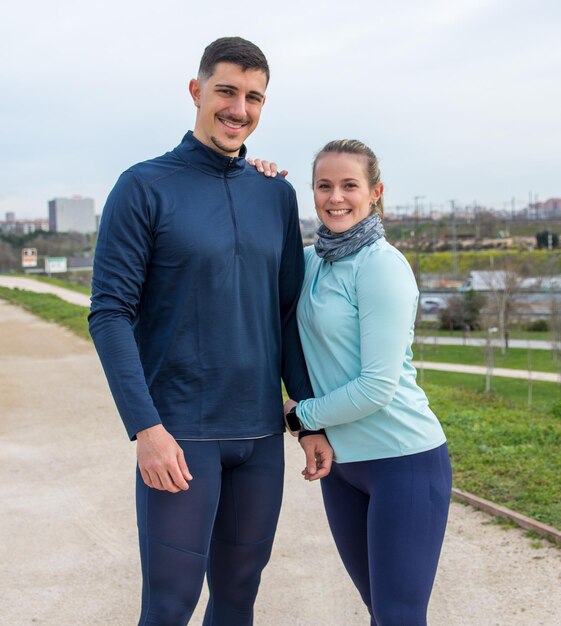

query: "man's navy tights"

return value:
[136, 435, 284, 626]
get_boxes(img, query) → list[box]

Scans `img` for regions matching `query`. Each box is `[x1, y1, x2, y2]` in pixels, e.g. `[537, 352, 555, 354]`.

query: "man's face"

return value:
[189, 62, 267, 156]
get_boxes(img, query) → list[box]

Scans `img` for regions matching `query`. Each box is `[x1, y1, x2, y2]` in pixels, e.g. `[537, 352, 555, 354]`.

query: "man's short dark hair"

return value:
[198, 37, 270, 85]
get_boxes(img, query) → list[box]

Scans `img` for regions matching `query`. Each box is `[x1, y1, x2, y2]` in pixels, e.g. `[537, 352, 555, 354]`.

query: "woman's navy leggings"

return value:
[136, 435, 284, 626]
[321, 443, 452, 626]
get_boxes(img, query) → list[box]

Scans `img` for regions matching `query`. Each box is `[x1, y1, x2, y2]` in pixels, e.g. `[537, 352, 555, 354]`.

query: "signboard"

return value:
[45, 257, 68, 274]
[21, 248, 38, 268]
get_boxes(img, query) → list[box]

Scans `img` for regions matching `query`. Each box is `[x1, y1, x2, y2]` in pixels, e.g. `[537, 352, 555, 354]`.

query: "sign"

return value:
[45, 257, 68, 274]
[21, 248, 38, 268]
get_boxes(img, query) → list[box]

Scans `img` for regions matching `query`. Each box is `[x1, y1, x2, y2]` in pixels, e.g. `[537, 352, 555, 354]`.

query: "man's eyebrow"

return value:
[215, 83, 265, 99]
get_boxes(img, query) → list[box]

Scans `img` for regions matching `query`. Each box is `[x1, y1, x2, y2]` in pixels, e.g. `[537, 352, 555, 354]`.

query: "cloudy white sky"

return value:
[1, 0, 560, 220]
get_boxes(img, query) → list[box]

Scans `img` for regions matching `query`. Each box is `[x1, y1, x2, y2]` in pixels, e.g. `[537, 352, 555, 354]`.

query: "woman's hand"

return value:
[247, 158, 288, 178]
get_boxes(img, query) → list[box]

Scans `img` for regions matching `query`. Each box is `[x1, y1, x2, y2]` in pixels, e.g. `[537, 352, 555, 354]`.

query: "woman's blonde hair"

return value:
[312, 139, 384, 218]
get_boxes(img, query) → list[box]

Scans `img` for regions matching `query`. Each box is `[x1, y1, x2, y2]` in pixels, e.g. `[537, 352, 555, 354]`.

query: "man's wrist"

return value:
[136, 423, 164, 440]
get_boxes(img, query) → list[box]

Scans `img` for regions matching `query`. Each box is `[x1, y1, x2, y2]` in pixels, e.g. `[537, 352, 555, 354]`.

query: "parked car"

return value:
[420, 296, 446, 314]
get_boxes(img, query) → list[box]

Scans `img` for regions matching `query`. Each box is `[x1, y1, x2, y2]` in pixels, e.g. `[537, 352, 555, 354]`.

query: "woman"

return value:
[284, 140, 452, 626]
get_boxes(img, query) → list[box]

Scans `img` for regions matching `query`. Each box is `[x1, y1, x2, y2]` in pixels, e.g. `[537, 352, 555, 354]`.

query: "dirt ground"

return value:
[1, 298, 560, 625]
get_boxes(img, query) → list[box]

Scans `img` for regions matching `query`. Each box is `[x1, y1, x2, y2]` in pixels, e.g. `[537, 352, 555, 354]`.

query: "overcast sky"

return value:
[1, 0, 560, 220]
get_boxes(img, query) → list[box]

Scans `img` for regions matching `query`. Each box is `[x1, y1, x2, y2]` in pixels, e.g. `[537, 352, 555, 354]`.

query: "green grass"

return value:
[425, 382, 561, 529]
[0, 287, 90, 341]
[413, 342, 560, 373]
[418, 368, 561, 410]
[15, 273, 91, 295]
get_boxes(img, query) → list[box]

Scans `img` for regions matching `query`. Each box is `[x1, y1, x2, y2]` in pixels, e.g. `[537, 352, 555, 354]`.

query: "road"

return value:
[1, 298, 561, 625]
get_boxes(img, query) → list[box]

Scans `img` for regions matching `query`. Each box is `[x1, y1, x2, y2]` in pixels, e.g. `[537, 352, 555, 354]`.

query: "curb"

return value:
[452, 487, 561, 545]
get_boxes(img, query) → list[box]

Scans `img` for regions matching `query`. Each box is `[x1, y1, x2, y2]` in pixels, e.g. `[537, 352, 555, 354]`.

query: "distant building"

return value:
[48, 196, 96, 233]
[0, 214, 49, 235]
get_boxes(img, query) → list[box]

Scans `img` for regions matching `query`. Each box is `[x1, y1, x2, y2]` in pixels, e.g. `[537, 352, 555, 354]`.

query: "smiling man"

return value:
[89, 37, 332, 626]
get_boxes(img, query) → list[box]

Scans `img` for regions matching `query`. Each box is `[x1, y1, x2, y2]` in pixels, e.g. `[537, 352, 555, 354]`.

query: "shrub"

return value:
[525, 319, 549, 332]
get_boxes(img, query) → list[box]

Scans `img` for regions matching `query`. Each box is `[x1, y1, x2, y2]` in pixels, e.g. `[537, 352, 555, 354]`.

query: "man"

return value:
[89, 37, 332, 626]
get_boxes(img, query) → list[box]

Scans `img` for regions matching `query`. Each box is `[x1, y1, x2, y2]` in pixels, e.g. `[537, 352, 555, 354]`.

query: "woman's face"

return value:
[313, 153, 383, 234]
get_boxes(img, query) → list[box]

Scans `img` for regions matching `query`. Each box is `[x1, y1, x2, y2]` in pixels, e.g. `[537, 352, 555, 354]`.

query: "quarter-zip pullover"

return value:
[89, 131, 312, 440]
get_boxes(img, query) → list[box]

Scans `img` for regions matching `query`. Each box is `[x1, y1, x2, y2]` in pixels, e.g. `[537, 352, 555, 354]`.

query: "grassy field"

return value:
[418, 368, 561, 411]
[413, 342, 560, 373]
[0, 287, 90, 341]
[426, 381, 561, 529]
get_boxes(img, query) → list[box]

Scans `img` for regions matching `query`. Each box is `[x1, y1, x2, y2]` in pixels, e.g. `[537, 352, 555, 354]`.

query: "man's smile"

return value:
[217, 115, 249, 131]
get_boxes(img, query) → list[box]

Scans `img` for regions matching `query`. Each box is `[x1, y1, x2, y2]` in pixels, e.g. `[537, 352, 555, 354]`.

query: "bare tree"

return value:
[483, 323, 498, 395]
[479, 262, 523, 354]
[527, 340, 533, 408]
[549, 294, 561, 385]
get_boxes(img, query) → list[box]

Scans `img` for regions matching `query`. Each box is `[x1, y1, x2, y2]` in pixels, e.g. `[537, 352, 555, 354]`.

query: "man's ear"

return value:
[189, 78, 201, 108]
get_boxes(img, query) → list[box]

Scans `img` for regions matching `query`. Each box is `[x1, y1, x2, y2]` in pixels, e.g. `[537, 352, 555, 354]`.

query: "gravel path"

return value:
[1, 298, 560, 625]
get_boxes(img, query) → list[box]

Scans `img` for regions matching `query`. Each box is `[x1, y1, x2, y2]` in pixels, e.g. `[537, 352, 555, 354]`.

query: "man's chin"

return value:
[211, 136, 243, 155]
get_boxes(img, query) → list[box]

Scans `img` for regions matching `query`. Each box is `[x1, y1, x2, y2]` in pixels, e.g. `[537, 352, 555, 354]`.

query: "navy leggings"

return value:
[136, 435, 284, 626]
[321, 443, 452, 626]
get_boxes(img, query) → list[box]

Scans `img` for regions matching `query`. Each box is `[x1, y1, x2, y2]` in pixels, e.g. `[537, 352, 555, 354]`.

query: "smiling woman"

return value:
[283, 138, 452, 625]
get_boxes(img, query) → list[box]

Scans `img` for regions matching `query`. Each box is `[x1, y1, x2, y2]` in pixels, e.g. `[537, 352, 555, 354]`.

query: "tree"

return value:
[439, 290, 486, 331]
[0, 240, 17, 272]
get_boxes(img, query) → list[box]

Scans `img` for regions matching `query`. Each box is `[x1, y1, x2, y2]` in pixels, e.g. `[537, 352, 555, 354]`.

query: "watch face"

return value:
[286, 411, 301, 432]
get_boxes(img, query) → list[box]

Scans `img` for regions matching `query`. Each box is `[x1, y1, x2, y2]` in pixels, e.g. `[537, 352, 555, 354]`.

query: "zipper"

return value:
[223, 158, 240, 255]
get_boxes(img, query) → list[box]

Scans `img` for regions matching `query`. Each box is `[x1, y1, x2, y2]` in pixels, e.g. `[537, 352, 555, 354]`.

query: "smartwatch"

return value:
[285, 405, 303, 436]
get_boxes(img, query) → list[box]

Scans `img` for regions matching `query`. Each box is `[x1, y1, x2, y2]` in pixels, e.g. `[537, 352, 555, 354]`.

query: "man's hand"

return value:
[299, 434, 333, 482]
[247, 158, 288, 178]
[284, 398, 297, 416]
[136, 424, 193, 493]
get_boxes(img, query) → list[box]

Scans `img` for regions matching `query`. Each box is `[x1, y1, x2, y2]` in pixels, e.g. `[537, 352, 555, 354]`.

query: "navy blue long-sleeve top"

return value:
[89, 131, 313, 440]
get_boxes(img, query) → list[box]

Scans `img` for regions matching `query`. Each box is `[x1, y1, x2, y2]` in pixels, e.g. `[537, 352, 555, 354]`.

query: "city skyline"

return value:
[1, 0, 560, 220]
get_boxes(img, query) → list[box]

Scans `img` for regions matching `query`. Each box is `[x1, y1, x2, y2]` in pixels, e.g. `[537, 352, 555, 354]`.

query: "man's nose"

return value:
[228, 95, 247, 120]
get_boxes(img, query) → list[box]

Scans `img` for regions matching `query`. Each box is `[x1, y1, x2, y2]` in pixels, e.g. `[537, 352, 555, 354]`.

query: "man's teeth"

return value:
[328, 209, 351, 216]
[221, 119, 244, 129]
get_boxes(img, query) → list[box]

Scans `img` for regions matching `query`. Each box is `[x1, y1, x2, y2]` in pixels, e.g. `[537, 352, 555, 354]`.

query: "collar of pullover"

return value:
[173, 131, 247, 177]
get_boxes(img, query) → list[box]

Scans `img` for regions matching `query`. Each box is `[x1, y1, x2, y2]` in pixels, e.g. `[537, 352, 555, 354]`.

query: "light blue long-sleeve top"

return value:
[296, 238, 446, 463]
